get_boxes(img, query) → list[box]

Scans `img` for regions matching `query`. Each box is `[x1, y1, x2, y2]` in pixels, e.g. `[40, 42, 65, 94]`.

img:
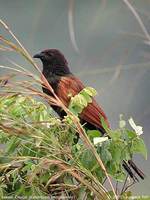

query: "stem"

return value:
[122, 0, 150, 41]
[68, 0, 79, 53]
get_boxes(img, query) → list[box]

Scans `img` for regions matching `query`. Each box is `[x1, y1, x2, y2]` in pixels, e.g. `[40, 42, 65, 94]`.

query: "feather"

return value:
[56, 76, 110, 130]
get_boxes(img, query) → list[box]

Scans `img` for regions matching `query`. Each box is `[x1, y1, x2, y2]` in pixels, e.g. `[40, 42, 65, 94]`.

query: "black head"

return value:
[33, 49, 70, 76]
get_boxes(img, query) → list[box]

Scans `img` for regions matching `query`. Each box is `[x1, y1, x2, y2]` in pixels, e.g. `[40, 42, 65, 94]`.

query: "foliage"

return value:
[0, 94, 147, 199]
[68, 86, 97, 115]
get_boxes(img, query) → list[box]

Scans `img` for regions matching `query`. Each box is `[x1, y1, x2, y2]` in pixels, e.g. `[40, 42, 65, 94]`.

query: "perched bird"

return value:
[33, 49, 145, 181]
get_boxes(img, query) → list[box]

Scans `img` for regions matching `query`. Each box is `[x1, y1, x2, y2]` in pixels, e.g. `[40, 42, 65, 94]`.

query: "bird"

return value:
[33, 49, 145, 181]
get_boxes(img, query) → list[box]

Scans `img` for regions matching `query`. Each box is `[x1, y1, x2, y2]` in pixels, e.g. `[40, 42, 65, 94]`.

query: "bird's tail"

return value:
[122, 160, 145, 182]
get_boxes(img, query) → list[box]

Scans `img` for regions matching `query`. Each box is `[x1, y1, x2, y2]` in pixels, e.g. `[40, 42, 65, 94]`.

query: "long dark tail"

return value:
[122, 160, 145, 181]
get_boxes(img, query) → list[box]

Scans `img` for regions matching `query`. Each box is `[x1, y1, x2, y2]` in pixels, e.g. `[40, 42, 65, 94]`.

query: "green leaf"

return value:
[82, 87, 97, 97]
[114, 171, 126, 182]
[109, 143, 122, 164]
[100, 116, 110, 133]
[131, 138, 147, 159]
[73, 94, 88, 107]
[87, 130, 101, 140]
[80, 149, 97, 170]
[109, 130, 122, 141]
[126, 130, 137, 139]
[100, 147, 112, 163]
[68, 87, 97, 116]
[5, 136, 20, 154]
[16, 185, 26, 196]
[81, 91, 92, 103]
[121, 148, 131, 161]
[69, 105, 83, 115]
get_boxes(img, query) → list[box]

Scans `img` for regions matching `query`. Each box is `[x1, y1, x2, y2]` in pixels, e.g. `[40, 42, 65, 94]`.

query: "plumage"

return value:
[33, 48, 145, 180]
[56, 75, 110, 133]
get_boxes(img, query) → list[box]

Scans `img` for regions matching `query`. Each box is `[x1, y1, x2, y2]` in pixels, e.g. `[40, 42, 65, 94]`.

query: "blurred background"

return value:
[0, 0, 150, 195]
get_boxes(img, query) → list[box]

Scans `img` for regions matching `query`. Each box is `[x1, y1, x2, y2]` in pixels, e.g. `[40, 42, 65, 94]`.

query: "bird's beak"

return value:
[33, 53, 43, 59]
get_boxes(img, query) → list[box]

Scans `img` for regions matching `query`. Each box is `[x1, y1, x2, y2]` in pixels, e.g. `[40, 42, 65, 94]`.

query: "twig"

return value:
[115, 181, 119, 195]
[102, 177, 107, 185]
[78, 61, 150, 77]
[68, 0, 79, 53]
[122, 0, 150, 42]
[120, 178, 135, 195]
[120, 175, 128, 195]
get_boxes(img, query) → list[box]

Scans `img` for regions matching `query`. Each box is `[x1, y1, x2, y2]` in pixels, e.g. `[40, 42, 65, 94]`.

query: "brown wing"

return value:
[80, 98, 110, 129]
[56, 76, 84, 107]
[56, 75, 110, 129]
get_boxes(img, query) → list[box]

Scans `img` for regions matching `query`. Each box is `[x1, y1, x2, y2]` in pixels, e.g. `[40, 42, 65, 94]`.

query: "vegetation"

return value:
[0, 20, 148, 200]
